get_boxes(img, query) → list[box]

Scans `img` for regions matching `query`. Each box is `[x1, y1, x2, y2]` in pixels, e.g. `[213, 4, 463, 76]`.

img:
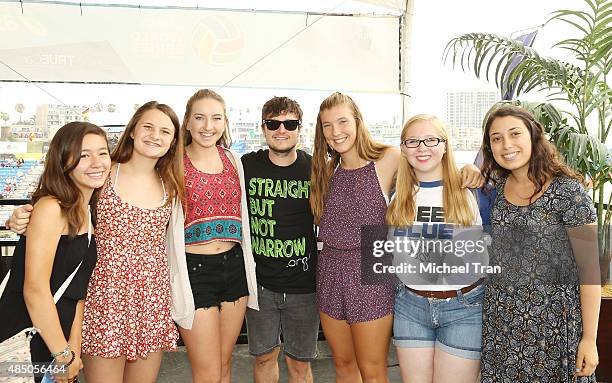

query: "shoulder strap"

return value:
[113, 163, 121, 186]
[218, 146, 233, 170]
[87, 205, 92, 247]
[159, 174, 167, 201]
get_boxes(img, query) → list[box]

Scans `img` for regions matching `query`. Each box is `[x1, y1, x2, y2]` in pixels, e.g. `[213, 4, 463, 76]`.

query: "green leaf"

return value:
[552, 16, 591, 34]
[582, 0, 598, 15]
[549, 9, 594, 30]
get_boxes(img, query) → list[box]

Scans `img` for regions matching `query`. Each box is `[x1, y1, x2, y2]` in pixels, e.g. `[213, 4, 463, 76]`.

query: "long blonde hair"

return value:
[310, 92, 389, 224]
[386, 114, 474, 226]
[182, 89, 232, 148]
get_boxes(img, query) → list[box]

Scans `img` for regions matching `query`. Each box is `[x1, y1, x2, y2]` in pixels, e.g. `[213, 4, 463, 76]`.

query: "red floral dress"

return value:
[81, 170, 178, 360]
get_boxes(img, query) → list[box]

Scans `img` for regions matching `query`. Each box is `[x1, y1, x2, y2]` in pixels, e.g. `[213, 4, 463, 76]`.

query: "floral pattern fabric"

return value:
[481, 176, 597, 383]
[81, 177, 178, 360]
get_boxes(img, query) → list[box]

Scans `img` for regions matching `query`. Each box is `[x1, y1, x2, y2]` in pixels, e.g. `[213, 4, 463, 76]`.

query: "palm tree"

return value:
[444, 0, 611, 274]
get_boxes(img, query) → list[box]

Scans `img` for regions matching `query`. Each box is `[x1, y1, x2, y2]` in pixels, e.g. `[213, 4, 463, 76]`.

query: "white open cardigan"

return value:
[166, 148, 259, 330]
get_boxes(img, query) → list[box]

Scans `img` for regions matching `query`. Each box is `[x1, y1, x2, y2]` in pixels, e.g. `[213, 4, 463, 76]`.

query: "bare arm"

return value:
[23, 198, 79, 381]
[567, 223, 600, 377]
[66, 300, 85, 372]
[23, 198, 68, 354]
[374, 146, 401, 197]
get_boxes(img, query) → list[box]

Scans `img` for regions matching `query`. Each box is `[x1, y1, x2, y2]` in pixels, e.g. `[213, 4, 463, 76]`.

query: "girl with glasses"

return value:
[387, 115, 484, 383]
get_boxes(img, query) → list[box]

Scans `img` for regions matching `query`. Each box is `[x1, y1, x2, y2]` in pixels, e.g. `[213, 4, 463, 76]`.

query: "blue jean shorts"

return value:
[393, 283, 484, 360]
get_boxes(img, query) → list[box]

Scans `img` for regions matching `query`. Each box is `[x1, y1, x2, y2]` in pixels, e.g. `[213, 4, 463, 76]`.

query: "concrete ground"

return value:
[156, 341, 403, 383]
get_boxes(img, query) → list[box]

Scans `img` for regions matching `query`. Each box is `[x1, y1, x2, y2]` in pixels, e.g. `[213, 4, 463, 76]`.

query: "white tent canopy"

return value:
[0, 0, 406, 92]
[14, 0, 407, 15]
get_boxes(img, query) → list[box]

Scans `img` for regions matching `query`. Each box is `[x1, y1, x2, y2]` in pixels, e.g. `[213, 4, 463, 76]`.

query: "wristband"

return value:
[50, 345, 70, 359]
[53, 350, 76, 366]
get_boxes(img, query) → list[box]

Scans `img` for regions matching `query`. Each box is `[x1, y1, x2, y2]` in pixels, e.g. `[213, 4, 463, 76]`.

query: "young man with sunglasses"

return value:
[241, 97, 318, 383]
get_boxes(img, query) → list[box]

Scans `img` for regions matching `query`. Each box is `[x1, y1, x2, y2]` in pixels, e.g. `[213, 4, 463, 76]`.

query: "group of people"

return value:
[0, 89, 600, 383]
[0, 158, 24, 168]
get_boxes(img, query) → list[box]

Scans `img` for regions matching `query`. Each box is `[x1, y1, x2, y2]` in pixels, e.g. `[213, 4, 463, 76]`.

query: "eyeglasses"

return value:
[263, 119, 301, 131]
[401, 137, 446, 148]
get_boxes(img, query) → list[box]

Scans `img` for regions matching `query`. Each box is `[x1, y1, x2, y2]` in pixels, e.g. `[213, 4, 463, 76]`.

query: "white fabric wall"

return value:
[0, 2, 401, 92]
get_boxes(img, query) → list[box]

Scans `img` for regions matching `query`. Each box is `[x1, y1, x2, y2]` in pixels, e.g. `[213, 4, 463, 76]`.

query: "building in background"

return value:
[36, 104, 88, 138]
[229, 106, 318, 155]
[446, 91, 497, 150]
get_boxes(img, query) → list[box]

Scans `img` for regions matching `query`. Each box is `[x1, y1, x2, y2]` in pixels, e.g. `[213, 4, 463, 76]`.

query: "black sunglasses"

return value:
[263, 119, 301, 131]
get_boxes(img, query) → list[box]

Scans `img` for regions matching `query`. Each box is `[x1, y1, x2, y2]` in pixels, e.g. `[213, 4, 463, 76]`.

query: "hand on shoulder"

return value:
[6, 203, 34, 234]
[376, 146, 401, 171]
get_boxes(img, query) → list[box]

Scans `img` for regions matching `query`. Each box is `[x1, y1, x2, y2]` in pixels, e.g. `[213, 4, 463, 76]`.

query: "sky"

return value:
[408, 0, 579, 117]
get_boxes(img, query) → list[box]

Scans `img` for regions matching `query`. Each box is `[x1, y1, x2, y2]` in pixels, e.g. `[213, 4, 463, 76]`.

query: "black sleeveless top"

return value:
[0, 234, 97, 362]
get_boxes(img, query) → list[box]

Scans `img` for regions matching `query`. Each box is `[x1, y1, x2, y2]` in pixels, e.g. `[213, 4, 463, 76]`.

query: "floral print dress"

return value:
[480, 176, 597, 382]
[81, 167, 178, 360]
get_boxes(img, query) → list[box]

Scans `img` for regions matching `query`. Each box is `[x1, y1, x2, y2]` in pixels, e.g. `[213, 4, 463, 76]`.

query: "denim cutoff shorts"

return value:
[393, 283, 484, 360]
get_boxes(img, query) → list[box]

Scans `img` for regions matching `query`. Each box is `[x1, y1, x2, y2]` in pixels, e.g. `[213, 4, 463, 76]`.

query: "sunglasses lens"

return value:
[264, 120, 300, 131]
[283, 120, 299, 131]
[265, 120, 281, 130]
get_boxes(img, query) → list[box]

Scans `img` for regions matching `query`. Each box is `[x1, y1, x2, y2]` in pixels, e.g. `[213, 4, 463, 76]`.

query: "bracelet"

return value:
[50, 345, 70, 359]
[53, 350, 76, 367]
[64, 351, 76, 366]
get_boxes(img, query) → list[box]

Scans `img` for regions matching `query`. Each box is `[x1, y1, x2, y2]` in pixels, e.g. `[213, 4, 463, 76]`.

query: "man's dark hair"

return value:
[261, 97, 303, 123]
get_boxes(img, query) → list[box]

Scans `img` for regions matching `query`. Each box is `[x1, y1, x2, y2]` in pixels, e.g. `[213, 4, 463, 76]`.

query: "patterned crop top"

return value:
[183, 146, 242, 245]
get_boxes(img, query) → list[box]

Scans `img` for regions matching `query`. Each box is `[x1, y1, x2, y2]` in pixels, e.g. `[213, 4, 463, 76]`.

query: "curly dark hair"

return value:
[481, 105, 583, 201]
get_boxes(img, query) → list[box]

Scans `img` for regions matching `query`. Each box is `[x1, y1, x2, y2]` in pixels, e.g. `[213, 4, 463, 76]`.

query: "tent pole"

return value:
[399, 0, 414, 126]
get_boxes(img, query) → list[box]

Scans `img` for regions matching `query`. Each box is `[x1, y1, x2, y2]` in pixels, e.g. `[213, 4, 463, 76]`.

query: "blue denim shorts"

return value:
[393, 283, 484, 360]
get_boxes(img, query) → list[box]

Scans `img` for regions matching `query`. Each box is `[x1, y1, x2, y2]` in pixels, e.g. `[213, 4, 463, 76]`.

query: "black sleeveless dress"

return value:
[0, 234, 97, 367]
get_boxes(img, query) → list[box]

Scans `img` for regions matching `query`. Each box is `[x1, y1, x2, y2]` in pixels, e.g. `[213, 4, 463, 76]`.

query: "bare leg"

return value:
[395, 347, 435, 383]
[82, 354, 127, 383]
[179, 297, 247, 383]
[285, 356, 313, 383]
[319, 311, 362, 383]
[123, 351, 164, 383]
[179, 308, 222, 383]
[218, 297, 248, 383]
[253, 347, 280, 383]
[351, 314, 393, 383]
[432, 347, 479, 383]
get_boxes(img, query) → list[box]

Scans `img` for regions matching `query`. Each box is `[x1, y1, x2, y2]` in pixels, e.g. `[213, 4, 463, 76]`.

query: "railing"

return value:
[0, 199, 30, 278]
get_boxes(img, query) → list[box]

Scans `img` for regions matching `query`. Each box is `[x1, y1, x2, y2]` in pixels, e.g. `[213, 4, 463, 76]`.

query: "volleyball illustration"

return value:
[192, 15, 244, 65]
